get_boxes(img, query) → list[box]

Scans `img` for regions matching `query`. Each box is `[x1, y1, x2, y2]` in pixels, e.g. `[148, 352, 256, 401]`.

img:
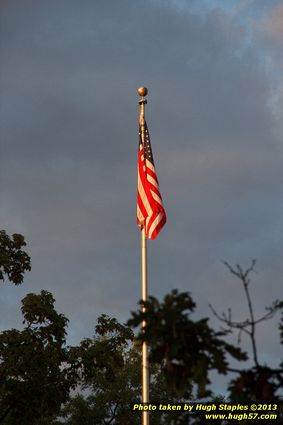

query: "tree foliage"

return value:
[128, 289, 246, 398]
[0, 291, 74, 425]
[1, 241, 283, 424]
[62, 273, 283, 424]
[61, 315, 138, 424]
[61, 315, 193, 425]
[0, 231, 31, 285]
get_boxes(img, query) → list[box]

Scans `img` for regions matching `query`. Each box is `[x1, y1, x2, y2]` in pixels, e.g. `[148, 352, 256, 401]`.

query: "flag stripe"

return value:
[147, 174, 159, 188]
[151, 191, 163, 205]
[145, 159, 155, 172]
[137, 192, 148, 223]
[138, 173, 153, 216]
[148, 212, 163, 239]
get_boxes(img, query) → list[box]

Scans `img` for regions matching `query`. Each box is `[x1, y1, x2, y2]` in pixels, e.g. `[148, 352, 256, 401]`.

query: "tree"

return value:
[0, 291, 75, 425]
[128, 278, 283, 424]
[61, 315, 194, 425]
[128, 289, 246, 399]
[62, 314, 140, 425]
[0, 231, 31, 285]
[1, 255, 282, 424]
[62, 303, 245, 425]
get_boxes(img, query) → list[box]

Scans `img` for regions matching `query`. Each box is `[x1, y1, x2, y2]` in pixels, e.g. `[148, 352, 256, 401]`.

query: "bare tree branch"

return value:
[210, 260, 282, 371]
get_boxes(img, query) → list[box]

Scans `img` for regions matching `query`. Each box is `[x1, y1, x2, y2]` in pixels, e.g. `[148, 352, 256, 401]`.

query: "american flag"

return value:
[137, 122, 166, 240]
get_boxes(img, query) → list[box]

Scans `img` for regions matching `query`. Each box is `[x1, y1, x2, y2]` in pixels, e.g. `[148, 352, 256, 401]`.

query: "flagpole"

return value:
[138, 86, 150, 425]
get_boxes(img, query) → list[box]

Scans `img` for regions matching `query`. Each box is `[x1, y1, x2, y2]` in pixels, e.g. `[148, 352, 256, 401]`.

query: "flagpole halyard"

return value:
[138, 86, 150, 425]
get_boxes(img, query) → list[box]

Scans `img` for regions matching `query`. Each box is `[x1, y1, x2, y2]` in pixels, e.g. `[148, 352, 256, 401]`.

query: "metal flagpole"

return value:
[138, 86, 150, 425]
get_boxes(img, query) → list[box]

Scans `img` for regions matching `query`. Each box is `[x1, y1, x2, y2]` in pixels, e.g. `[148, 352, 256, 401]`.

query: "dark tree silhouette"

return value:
[128, 289, 246, 398]
[0, 291, 75, 425]
[0, 231, 31, 285]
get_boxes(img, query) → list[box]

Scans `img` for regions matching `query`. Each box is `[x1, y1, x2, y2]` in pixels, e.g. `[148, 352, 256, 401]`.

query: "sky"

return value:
[1, 0, 283, 394]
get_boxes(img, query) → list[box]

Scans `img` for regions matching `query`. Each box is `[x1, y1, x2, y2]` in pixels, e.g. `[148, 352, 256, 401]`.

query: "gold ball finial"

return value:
[138, 86, 148, 97]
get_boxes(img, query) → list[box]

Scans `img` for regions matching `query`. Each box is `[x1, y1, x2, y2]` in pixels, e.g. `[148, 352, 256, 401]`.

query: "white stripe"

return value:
[151, 191, 163, 205]
[147, 174, 158, 188]
[148, 213, 163, 239]
[145, 159, 155, 172]
[138, 172, 153, 215]
[137, 205, 144, 223]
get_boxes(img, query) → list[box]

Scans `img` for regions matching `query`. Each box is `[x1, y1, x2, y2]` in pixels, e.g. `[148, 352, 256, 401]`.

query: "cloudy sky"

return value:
[1, 0, 283, 393]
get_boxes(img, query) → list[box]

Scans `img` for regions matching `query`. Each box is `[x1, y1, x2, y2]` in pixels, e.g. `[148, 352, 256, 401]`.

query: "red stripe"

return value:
[137, 191, 147, 224]
[146, 167, 158, 181]
[148, 184, 162, 200]
[149, 215, 166, 240]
